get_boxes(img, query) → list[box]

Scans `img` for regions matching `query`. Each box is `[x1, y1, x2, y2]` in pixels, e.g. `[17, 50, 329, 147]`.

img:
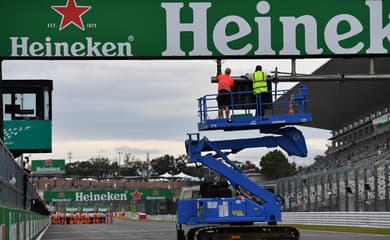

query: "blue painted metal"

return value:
[197, 85, 311, 131]
[178, 197, 279, 225]
[178, 86, 312, 226]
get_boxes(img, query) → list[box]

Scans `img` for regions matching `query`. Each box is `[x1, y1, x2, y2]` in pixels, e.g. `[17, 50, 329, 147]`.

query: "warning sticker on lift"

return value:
[218, 201, 229, 217]
[207, 202, 218, 209]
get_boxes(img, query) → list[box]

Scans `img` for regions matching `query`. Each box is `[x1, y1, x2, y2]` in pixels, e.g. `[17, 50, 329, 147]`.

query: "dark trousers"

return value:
[255, 92, 269, 116]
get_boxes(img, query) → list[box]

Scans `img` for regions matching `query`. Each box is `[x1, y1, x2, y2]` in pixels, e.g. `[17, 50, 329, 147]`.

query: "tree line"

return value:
[65, 150, 299, 181]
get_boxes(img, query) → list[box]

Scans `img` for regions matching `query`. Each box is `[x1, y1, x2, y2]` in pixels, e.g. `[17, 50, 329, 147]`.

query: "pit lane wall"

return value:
[0, 205, 50, 240]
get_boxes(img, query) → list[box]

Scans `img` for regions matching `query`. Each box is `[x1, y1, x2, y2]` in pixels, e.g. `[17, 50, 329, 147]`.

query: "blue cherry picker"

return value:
[177, 74, 312, 240]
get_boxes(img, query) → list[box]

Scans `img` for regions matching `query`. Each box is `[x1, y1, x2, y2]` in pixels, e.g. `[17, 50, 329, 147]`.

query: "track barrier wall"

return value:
[282, 212, 390, 228]
[140, 212, 390, 228]
[0, 140, 42, 210]
[0, 205, 50, 240]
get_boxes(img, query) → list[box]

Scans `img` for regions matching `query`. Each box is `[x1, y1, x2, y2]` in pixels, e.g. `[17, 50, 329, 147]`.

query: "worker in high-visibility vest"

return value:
[251, 65, 269, 116]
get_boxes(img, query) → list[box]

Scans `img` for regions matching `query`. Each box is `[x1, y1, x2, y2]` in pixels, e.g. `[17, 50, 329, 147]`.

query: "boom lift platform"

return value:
[178, 85, 311, 240]
[198, 84, 311, 131]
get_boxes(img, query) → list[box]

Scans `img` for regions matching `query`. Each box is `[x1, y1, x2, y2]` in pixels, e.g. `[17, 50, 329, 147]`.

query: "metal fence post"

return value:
[385, 163, 390, 211]
[354, 169, 359, 211]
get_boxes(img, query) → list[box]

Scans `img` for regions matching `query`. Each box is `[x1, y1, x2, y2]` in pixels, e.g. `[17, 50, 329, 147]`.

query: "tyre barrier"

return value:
[0, 205, 50, 240]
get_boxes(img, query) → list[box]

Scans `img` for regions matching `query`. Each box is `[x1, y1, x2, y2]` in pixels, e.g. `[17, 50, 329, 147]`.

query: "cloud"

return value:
[3, 59, 329, 165]
[115, 146, 160, 155]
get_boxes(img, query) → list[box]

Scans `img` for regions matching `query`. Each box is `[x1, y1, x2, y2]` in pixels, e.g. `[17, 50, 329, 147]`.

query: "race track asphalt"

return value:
[40, 219, 390, 240]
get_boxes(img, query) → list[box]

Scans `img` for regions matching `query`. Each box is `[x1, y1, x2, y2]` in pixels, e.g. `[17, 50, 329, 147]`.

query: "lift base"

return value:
[185, 225, 300, 240]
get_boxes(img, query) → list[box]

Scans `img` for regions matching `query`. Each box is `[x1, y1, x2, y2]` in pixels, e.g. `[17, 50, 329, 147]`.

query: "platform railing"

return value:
[198, 86, 309, 123]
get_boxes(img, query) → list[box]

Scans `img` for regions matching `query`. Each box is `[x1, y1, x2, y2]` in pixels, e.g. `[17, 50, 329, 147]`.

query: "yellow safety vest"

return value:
[252, 71, 267, 94]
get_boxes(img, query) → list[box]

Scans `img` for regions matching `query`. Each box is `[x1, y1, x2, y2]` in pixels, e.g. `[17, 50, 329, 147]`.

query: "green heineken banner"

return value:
[3, 120, 52, 152]
[0, 0, 389, 59]
[31, 159, 65, 175]
[44, 189, 170, 203]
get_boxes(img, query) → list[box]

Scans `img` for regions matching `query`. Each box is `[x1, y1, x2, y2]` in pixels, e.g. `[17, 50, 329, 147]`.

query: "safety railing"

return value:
[0, 205, 50, 240]
[197, 86, 311, 131]
[282, 212, 390, 228]
[198, 86, 309, 123]
[133, 212, 390, 228]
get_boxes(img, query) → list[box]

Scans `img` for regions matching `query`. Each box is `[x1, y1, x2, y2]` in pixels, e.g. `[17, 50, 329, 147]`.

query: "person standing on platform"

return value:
[216, 67, 235, 120]
[251, 65, 268, 116]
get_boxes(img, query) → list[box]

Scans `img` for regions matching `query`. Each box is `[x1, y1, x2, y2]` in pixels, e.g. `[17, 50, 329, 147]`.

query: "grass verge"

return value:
[282, 224, 390, 236]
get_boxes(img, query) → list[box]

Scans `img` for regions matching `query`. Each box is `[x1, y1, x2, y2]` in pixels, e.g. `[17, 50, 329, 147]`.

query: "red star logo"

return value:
[58, 192, 65, 198]
[45, 159, 52, 166]
[52, 0, 91, 31]
[153, 191, 159, 196]
[131, 191, 143, 201]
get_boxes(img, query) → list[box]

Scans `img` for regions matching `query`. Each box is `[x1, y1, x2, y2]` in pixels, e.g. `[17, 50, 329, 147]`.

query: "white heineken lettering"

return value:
[45, 37, 53, 56]
[87, 38, 101, 56]
[10, 37, 132, 57]
[279, 15, 323, 55]
[10, 37, 29, 56]
[75, 192, 83, 201]
[29, 41, 45, 56]
[213, 16, 252, 55]
[107, 192, 114, 201]
[84, 193, 90, 201]
[55, 42, 70, 56]
[75, 191, 128, 202]
[254, 1, 275, 55]
[162, 0, 390, 56]
[161, 2, 212, 56]
[325, 14, 363, 54]
[365, 0, 390, 54]
[71, 42, 85, 56]
[101, 193, 107, 201]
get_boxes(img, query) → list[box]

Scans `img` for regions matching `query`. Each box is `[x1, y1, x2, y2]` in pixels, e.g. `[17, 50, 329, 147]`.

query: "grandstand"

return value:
[302, 106, 389, 173]
[265, 58, 390, 212]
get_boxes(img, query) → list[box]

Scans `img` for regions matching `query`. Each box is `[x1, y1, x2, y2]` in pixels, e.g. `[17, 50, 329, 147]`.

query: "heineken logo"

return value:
[10, 37, 133, 57]
[162, 0, 390, 56]
[45, 189, 170, 203]
[9, 0, 133, 57]
[2, 0, 390, 59]
[76, 191, 128, 202]
[52, 0, 91, 31]
[45, 159, 52, 166]
[131, 191, 143, 201]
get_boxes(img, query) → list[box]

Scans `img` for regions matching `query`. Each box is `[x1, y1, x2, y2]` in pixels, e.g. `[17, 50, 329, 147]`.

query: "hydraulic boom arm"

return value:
[183, 126, 307, 224]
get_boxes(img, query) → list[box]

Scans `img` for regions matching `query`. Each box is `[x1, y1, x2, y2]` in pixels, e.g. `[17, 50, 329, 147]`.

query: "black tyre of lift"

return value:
[177, 229, 185, 240]
[177, 224, 185, 240]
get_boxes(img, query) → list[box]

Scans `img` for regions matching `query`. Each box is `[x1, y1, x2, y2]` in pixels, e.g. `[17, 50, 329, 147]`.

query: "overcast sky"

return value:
[2, 59, 330, 166]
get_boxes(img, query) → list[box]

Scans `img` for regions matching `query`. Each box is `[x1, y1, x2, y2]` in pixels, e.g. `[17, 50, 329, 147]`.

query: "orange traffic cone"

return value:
[288, 100, 294, 114]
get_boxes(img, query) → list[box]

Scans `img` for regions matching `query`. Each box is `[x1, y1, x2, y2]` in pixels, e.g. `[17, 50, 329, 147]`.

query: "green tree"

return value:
[259, 150, 297, 180]
[150, 154, 187, 176]
[182, 165, 208, 178]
